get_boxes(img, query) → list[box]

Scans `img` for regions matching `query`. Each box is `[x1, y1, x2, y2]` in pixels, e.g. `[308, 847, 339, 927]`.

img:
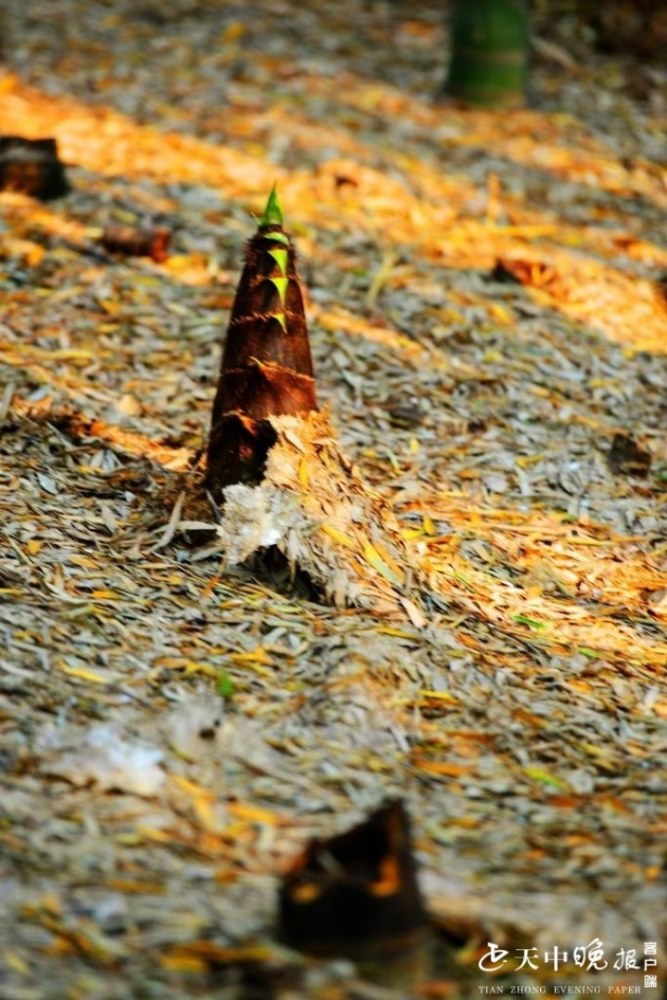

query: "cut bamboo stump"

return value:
[278, 800, 431, 987]
[0, 136, 69, 200]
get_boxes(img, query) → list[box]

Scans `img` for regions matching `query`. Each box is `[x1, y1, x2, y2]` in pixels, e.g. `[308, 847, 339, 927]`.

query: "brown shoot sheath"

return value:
[206, 188, 317, 495]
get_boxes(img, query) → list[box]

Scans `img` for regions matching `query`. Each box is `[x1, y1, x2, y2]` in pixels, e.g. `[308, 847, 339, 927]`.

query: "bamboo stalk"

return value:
[446, 0, 529, 108]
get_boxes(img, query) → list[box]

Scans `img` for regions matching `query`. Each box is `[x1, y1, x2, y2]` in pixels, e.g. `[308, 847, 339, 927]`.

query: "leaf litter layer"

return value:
[1, 1, 666, 996]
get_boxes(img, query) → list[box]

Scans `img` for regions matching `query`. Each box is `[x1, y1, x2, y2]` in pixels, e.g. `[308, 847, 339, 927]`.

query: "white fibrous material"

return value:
[190, 411, 426, 622]
[39, 723, 165, 796]
[217, 483, 298, 564]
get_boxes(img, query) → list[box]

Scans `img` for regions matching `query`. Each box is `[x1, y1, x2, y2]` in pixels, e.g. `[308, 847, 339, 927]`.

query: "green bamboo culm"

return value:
[445, 0, 529, 108]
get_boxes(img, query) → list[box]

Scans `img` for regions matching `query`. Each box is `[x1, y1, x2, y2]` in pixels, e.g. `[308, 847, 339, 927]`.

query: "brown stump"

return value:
[0, 137, 69, 200]
[100, 225, 171, 263]
[205, 188, 317, 496]
[277, 800, 429, 963]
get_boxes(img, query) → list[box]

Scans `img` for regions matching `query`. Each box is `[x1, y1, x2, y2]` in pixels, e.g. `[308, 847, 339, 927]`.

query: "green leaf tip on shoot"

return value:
[259, 183, 283, 228]
[218, 671, 234, 701]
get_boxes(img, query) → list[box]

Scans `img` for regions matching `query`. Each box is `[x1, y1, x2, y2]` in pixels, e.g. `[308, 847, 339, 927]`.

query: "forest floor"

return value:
[0, 1, 666, 998]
